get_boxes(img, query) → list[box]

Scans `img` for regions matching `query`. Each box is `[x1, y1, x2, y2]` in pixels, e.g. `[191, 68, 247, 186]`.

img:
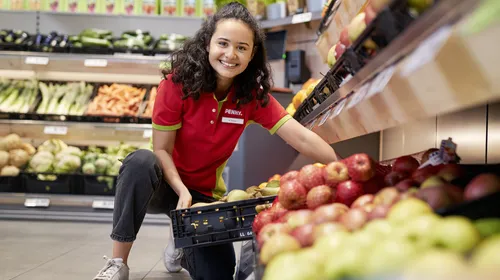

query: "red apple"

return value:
[421, 148, 439, 164]
[290, 223, 315, 247]
[351, 194, 375, 209]
[336, 180, 365, 207]
[417, 186, 453, 210]
[443, 184, 464, 204]
[285, 209, 314, 230]
[339, 27, 351, 47]
[393, 156, 420, 175]
[312, 203, 349, 224]
[335, 43, 346, 60]
[398, 188, 419, 201]
[340, 208, 368, 231]
[257, 223, 290, 247]
[384, 171, 407, 186]
[412, 165, 440, 184]
[363, 175, 385, 194]
[371, 0, 391, 12]
[280, 171, 299, 185]
[270, 202, 289, 221]
[278, 180, 308, 210]
[437, 164, 465, 182]
[364, 4, 377, 25]
[373, 187, 400, 206]
[395, 179, 418, 192]
[344, 153, 376, 182]
[306, 185, 336, 210]
[298, 164, 326, 191]
[368, 204, 390, 220]
[464, 174, 500, 201]
[361, 203, 375, 213]
[313, 222, 348, 240]
[253, 210, 275, 234]
[324, 161, 350, 186]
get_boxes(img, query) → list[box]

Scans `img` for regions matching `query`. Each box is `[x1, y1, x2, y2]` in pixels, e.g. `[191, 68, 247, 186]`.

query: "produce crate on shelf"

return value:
[85, 83, 152, 123]
[294, 0, 427, 122]
[81, 174, 117, 196]
[22, 172, 74, 194]
[69, 45, 114, 55]
[170, 195, 276, 249]
[0, 175, 24, 193]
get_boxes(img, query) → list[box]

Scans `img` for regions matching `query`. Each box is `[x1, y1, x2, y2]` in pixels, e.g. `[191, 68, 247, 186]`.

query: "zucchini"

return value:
[81, 36, 111, 48]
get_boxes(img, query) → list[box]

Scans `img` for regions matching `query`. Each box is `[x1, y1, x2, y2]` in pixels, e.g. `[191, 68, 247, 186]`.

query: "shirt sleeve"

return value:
[152, 77, 183, 131]
[250, 94, 292, 135]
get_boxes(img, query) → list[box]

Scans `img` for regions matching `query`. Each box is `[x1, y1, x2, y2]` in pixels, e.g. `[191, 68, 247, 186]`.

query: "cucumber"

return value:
[81, 37, 111, 48]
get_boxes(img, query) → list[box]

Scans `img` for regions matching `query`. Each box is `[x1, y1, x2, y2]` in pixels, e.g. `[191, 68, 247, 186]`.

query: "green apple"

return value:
[363, 219, 393, 237]
[471, 235, 500, 275]
[474, 218, 500, 238]
[402, 249, 470, 280]
[313, 231, 351, 254]
[263, 251, 322, 280]
[324, 243, 366, 279]
[387, 198, 433, 225]
[259, 233, 301, 265]
[408, 0, 434, 14]
[365, 238, 419, 276]
[421, 175, 446, 189]
[400, 213, 441, 247]
[352, 230, 377, 249]
[431, 216, 481, 253]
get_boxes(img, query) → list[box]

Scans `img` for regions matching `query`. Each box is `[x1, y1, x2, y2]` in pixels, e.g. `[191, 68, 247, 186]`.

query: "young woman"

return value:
[93, 3, 338, 280]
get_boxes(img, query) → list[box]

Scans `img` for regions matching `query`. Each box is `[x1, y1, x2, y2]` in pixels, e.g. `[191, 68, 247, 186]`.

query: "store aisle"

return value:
[0, 220, 192, 280]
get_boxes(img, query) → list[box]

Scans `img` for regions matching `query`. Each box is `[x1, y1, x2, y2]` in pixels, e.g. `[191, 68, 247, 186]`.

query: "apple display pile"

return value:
[252, 151, 500, 280]
[259, 198, 500, 280]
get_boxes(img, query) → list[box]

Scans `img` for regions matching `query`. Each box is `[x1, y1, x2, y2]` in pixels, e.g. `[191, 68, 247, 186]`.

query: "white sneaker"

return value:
[163, 237, 183, 273]
[93, 256, 129, 280]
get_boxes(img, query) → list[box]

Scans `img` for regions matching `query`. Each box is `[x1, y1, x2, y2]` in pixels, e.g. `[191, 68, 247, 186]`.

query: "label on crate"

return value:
[291, 12, 313, 24]
[346, 83, 370, 110]
[25, 56, 49, 65]
[366, 65, 396, 98]
[24, 198, 50, 208]
[318, 109, 332, 126]
[44, 126, 68, 135]
[239, 230, 253, 237]
[92, 200, 115, 210]
[143, 129, 152, 139]
[400, 25, 453, 77]
[330, 98, 347, 119]
[84, 59, 108, 68]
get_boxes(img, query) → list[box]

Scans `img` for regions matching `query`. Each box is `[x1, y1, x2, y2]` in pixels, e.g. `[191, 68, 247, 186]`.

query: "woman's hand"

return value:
[176, 189, 192, 209]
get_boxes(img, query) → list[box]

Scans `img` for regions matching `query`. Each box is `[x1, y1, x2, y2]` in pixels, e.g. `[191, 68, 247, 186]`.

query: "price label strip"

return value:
[143, 129, 152, 139]
[84, 59, 108, 68]
[44, 126, 68, 135]
[318, 109, 332, 126]
[400, 25, 453, 77]
[330, 98, 347, 119]
[24, 198, 50, 208]
[291, 12, 313, 24]
[346, 83, 370, 110]
[366, 65, 396, 99]
[92, 199, 115, 210]
[25, 56, 49, 65]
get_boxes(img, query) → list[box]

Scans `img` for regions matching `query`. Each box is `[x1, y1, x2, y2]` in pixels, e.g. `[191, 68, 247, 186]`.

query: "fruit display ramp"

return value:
[170, 195, 276, 249]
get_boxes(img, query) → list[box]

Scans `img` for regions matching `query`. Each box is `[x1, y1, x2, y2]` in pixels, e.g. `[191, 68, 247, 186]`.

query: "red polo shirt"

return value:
[152, 75, 291, 199]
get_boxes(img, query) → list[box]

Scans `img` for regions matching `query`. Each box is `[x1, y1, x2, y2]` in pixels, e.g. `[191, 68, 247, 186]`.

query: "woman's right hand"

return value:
[176, 189, 192, 209]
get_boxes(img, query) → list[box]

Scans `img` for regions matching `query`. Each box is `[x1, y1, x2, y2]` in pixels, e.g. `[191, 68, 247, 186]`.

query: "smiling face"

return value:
[207, 19, 255, 85]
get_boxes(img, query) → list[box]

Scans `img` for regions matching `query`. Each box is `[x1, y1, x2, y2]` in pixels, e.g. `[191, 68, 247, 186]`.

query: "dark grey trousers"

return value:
[110, 149, 236, 280]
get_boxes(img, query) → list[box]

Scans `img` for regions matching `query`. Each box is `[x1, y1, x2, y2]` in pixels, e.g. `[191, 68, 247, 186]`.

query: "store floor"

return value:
[0, 220, 242, 280]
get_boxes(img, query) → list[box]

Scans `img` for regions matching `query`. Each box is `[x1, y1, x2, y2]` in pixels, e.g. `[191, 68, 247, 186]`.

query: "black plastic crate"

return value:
[82, 175, 116, 196]
[0, 175, 23, 193]
[23, 173, 72, 194]
[171, 195, 276, 249]
[69, 45, 114, 55]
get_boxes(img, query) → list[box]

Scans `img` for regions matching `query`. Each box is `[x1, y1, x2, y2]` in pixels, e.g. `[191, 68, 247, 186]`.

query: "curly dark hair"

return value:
[162, 2, 272, 107]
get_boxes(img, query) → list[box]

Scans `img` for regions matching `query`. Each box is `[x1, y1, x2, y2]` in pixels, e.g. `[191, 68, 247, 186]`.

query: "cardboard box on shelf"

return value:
[287, 0, 305, 15]
[5, 0, 27, 10]
[200, 0, 215, 17]
[102, 0, 121, 14]
[141, 0, 157, 15]
[160, 0, 178, 16]
[83, 0, 101, 13]
[122, 0, 135, 14]
[179, 0, 199, 17]
[247, 0, 266, 20]
[25, 0, 42, 10]
[42, 0, 67, 11]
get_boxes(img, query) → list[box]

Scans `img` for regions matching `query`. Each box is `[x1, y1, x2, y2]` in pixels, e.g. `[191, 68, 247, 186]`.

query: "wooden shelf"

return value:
[307, 10, 500, 144]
